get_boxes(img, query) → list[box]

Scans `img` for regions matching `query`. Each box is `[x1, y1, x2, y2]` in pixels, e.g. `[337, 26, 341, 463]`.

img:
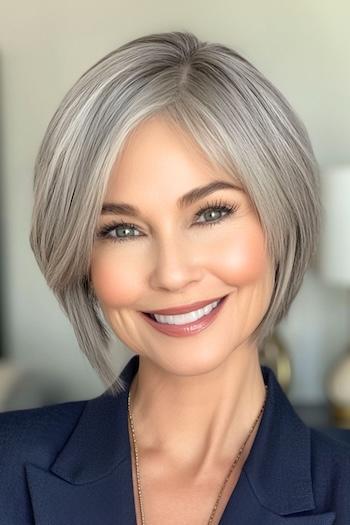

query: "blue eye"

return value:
[96, 199, 239, 244]
[193, 199, 238, 226]
[97, 221, 141, 242]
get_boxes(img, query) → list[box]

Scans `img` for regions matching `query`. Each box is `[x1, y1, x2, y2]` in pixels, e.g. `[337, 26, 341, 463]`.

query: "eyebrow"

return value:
[101, 180, 242, 217]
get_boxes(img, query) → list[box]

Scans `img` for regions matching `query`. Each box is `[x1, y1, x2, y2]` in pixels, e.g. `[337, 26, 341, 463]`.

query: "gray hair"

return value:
[29, 31, 322, 395]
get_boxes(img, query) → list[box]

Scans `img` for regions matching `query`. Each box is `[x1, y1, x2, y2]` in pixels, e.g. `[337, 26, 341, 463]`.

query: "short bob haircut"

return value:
[30, 31, 322, 396]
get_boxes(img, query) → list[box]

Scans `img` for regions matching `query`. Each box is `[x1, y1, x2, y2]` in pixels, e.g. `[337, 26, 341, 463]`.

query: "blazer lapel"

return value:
[219, 361, 336, 525]
[25, 356, 139, 525]
[220, 470, 336, 524]
[25, 355, 336, 525]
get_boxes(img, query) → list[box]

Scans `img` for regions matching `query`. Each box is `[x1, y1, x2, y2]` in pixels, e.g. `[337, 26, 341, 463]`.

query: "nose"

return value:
[149, 236, 204, 292]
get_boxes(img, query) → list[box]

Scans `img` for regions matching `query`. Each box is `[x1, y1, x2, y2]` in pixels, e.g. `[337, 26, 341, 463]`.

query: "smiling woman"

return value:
[29, 32, 321, 395]
[1, 31, 349, 525]
[89, 115, 275, 382]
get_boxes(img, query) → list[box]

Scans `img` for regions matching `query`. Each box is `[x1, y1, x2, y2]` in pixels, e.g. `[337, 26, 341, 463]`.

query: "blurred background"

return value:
[0, 1, 349, 441]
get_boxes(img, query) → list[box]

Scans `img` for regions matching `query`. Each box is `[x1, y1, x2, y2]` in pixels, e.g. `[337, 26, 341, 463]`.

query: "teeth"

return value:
[152, 299, 221, 325]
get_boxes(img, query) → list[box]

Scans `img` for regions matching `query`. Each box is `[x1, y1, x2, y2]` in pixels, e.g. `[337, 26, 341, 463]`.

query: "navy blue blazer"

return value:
[1, 354, 350, 524]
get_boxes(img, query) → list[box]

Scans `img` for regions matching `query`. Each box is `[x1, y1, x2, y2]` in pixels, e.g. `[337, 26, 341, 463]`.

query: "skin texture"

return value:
[90, 115, 275, 520]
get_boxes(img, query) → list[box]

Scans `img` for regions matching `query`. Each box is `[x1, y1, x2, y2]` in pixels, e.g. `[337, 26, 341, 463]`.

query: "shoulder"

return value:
[310, 425, 350, 469]
[0, 400, 87, 522]
[0, 399, 87, 466]
[310, 426, 350, 519]
[0, 399, 87, 459]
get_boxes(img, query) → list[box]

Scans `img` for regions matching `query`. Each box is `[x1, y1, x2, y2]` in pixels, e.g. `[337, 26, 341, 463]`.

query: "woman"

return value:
[0, 31, 349, 525]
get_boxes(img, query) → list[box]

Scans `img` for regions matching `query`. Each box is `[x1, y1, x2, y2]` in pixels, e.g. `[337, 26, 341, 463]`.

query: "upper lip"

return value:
[143, 295, 226, 315]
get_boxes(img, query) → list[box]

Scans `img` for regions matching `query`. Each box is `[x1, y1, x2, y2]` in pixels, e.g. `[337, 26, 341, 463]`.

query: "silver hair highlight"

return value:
[30, 31, 322, 396]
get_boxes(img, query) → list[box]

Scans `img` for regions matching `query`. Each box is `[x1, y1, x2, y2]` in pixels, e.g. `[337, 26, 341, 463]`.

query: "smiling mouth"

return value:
[139, 293, 229, 335]
[143, 295, 226, 322]
[142, 294, 227, 316]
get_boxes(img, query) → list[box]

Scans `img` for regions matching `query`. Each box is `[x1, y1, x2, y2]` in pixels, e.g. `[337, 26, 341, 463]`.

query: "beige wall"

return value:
[0, 0, 349, 403]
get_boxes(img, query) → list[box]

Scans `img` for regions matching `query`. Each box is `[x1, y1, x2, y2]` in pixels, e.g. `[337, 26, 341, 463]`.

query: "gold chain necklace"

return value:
[127, 383, 268, 525]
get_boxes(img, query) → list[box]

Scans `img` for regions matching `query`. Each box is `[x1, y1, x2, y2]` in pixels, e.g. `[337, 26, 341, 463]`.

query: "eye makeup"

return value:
[95, 198, 239, 244]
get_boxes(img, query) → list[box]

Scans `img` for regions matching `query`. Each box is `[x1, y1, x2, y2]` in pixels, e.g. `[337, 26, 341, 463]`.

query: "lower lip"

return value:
[139, 295, 229, 337]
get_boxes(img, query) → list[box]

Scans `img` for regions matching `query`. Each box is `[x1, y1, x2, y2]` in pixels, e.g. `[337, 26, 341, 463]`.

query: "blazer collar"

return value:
[25, 355, 336, 524]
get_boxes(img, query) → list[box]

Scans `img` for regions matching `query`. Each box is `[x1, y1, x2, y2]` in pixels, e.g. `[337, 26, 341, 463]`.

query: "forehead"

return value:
[106, 115, 241, 198]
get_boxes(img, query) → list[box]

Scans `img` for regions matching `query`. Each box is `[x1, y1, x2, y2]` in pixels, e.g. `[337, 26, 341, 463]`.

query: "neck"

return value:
[128, 345, 267, 480]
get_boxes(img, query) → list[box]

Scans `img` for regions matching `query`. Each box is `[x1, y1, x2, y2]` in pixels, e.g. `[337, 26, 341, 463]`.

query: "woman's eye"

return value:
[194, 203, 237, 226]
[96, 200, 239, 244]
[97, 221, 142, 243]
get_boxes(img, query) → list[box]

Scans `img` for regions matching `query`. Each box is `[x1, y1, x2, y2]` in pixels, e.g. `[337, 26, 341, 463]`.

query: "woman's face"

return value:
[91, 115, 275, 376]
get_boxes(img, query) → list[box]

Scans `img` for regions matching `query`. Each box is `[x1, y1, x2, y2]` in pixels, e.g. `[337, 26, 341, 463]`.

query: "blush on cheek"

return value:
[90, 257, 142, 307]
[217, 228, 269, 285]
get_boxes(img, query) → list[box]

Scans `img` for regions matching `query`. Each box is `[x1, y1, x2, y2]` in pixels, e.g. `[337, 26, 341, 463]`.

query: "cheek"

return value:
[90, 221, 271, 306]
[90, 248, 142, 306]
[215, 225, 269, 286]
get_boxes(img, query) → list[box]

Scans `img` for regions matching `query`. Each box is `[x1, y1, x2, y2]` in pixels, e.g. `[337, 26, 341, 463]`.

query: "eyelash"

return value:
[96, 198, 239, 244]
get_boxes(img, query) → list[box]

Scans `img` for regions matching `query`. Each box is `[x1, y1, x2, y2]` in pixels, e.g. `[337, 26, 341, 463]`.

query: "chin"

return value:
[147, 346, 234, 378]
